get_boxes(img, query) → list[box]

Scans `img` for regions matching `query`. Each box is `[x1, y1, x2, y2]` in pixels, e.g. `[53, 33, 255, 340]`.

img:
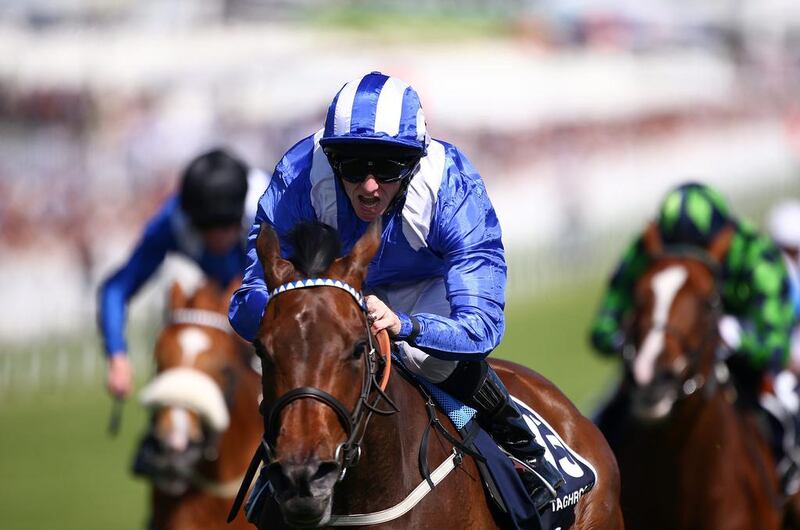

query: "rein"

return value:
[228, 278, 398, 523]
[261, 278, 398, 478]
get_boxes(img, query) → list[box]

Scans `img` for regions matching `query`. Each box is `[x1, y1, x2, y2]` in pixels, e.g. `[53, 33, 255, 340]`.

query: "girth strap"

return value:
[328, 449, 463, 526]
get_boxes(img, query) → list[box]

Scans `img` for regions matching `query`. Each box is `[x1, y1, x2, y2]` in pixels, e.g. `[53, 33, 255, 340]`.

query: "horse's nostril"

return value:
[268, 460, 340, 499]
[311, 461, 339, 485]
[312, 461, 338, 481]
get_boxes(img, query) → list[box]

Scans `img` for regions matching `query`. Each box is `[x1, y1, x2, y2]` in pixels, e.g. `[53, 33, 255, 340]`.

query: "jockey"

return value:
[98, 148, 268, 399]
[767, 199, 800, 367]
[228, 71, 564, 510]
[590, 182, 795, 408]
[590, 183, 799, 490]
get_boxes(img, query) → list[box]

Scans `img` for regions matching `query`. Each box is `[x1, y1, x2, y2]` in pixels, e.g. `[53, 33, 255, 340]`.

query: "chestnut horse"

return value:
[595, 225, 784, 530]
[134, 280, 262, 529]
[244, 221, 623, 529]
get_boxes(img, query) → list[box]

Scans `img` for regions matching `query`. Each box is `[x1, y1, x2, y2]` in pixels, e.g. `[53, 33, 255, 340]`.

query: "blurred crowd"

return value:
[1, 0, 799, 340]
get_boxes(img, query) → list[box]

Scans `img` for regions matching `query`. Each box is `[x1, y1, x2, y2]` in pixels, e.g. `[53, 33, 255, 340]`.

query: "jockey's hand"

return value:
[365, 295, 401, 338]
[107, 354, 133, 398]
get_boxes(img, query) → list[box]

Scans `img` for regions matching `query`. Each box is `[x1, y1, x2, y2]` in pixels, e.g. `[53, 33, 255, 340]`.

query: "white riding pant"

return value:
[369, 277, 459, 384]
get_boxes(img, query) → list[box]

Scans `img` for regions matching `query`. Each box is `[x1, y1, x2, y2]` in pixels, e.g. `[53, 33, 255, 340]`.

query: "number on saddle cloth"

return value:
[421, 376, 599, 530]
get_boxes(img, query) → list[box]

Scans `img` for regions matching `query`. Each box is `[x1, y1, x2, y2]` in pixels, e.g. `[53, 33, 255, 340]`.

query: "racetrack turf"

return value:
[0, 278, 618, 530]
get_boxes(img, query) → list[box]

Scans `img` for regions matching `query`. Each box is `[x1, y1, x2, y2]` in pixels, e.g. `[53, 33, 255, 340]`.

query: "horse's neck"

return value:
[332, 374, 430, 514]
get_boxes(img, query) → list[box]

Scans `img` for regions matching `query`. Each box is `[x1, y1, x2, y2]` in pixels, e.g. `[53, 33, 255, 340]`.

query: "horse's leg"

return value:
[490, 360, 624, 530]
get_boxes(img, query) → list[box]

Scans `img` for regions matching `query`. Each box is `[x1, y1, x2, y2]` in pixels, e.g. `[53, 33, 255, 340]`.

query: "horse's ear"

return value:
[708, 224, 735, 263]
[329, 220, 382, 290]
[643, 222, 663, 257]
[255, 224, 296, 289]
[169, 281, 187, 311]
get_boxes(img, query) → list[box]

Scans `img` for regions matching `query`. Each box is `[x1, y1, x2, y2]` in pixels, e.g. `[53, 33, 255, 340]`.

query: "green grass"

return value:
[0, 279, 616, 529]
[307, 6, 513, 43]
[497, 279, 619, 410]
[0, 388, 150, 530]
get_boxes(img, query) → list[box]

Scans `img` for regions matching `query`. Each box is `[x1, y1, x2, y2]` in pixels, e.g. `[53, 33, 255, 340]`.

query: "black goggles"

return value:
[327, 155, 419, 184]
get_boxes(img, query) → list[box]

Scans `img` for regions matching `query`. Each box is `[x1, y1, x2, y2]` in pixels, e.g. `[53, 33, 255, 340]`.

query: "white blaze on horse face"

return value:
[177, 328, 211, 364]
[167, 407, 191, 452]
[633, 266, 688, 386]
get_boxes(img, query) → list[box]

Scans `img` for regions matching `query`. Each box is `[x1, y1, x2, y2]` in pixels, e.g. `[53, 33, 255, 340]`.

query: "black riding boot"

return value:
[440, 360, 565, 511]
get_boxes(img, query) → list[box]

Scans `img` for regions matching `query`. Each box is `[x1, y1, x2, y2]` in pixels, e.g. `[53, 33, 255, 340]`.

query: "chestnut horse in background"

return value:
[134, 280, 262, 529]
[246, 221, 624, 529]
[595, 225, 784, 530]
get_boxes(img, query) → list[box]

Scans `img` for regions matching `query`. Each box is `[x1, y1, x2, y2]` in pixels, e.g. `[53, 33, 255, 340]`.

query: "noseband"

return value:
[260, 278, 396, 479]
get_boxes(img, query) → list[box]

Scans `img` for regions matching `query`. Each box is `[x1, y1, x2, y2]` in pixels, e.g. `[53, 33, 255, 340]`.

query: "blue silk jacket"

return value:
[98, 171, 268, 357]
[228, 130, 507, 360]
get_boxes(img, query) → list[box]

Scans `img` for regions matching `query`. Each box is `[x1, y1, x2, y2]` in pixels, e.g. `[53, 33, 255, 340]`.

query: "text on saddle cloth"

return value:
[416, 374, 599, 530]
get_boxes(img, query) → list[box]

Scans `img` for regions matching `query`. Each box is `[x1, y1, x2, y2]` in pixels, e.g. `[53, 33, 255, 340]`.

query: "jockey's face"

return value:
[201, 224, 241, 255]
[342, 175, 402, 222]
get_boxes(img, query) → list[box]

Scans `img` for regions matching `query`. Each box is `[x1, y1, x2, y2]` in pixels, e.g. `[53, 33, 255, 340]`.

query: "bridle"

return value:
[259, 278, 396, 480]
[136, 308, 246, 496]
[227, 278, 468, 526]
[628, 250, 727, 403]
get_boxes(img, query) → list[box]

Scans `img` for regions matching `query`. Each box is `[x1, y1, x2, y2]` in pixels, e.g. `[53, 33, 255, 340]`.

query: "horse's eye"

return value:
[352, 341, 368, 360]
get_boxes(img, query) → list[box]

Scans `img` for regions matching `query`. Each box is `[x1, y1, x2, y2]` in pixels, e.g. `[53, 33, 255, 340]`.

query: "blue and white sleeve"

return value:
[396, 162, 507, 360]
[97, 204, 175, 357]
[228, 165, 314, 341]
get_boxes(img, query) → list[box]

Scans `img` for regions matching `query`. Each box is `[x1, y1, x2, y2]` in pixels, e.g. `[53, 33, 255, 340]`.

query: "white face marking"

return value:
[633, 265, 688, 386]
[177, 328, 210, 364]
[167, 407, 191, 452]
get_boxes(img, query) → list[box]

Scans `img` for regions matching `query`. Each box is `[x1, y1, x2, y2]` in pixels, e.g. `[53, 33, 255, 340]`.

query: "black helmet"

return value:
[656, 182, 731, 246]
[179, 149, 248, 229]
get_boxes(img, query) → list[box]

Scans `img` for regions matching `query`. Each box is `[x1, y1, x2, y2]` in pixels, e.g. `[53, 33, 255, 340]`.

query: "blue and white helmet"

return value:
[320, 72, 429, 155]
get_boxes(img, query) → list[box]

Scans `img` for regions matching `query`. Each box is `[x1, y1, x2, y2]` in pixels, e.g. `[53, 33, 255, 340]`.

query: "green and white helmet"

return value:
[657, 182, 731, 246]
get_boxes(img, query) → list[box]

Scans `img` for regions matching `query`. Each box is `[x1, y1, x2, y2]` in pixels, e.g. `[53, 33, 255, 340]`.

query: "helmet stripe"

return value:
[349, 73, 388, 134]
[415, 107, 427, 142]
[686, 188, 713, 233]
[320, 72, 427, 153]
[374, 76, 410, 137]
[331, 78, 361, 136]
[398, 86, 422, 141]
[660, 190, 682, 232]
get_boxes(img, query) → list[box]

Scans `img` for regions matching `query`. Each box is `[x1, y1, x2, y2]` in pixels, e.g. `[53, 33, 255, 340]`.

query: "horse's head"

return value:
[626, 223, 733, 421]
[135, 278, 250, 495]
[254, 221, 381, 528]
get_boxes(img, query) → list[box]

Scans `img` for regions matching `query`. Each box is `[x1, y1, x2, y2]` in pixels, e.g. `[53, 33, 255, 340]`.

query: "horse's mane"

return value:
[286, 221, 342, 277]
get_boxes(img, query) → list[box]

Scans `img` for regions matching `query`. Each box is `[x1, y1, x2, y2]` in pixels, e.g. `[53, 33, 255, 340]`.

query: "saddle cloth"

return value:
[419, 377, 598, 530]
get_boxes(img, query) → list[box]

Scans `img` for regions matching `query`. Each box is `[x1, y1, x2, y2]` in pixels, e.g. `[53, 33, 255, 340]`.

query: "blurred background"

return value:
[1, 0, 798, 528]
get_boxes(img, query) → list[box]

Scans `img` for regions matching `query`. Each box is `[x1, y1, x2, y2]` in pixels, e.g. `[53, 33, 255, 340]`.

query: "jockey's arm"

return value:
[734, 236, 794, 373]
[394, 172, 506, 360]
[589, 233, 650, 355]
[98, 200, 175, 357]
[229, 161, 314, 341]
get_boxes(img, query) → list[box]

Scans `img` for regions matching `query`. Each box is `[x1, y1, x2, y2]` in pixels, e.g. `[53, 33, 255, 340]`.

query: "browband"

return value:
[269, 278, 365, 310]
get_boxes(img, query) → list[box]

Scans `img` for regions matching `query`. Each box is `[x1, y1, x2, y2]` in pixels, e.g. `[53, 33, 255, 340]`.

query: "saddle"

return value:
[412, 370, 598, 530]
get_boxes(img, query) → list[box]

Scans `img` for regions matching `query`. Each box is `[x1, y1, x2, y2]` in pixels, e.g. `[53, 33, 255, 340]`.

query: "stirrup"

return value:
[509, 454, 560, 500]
